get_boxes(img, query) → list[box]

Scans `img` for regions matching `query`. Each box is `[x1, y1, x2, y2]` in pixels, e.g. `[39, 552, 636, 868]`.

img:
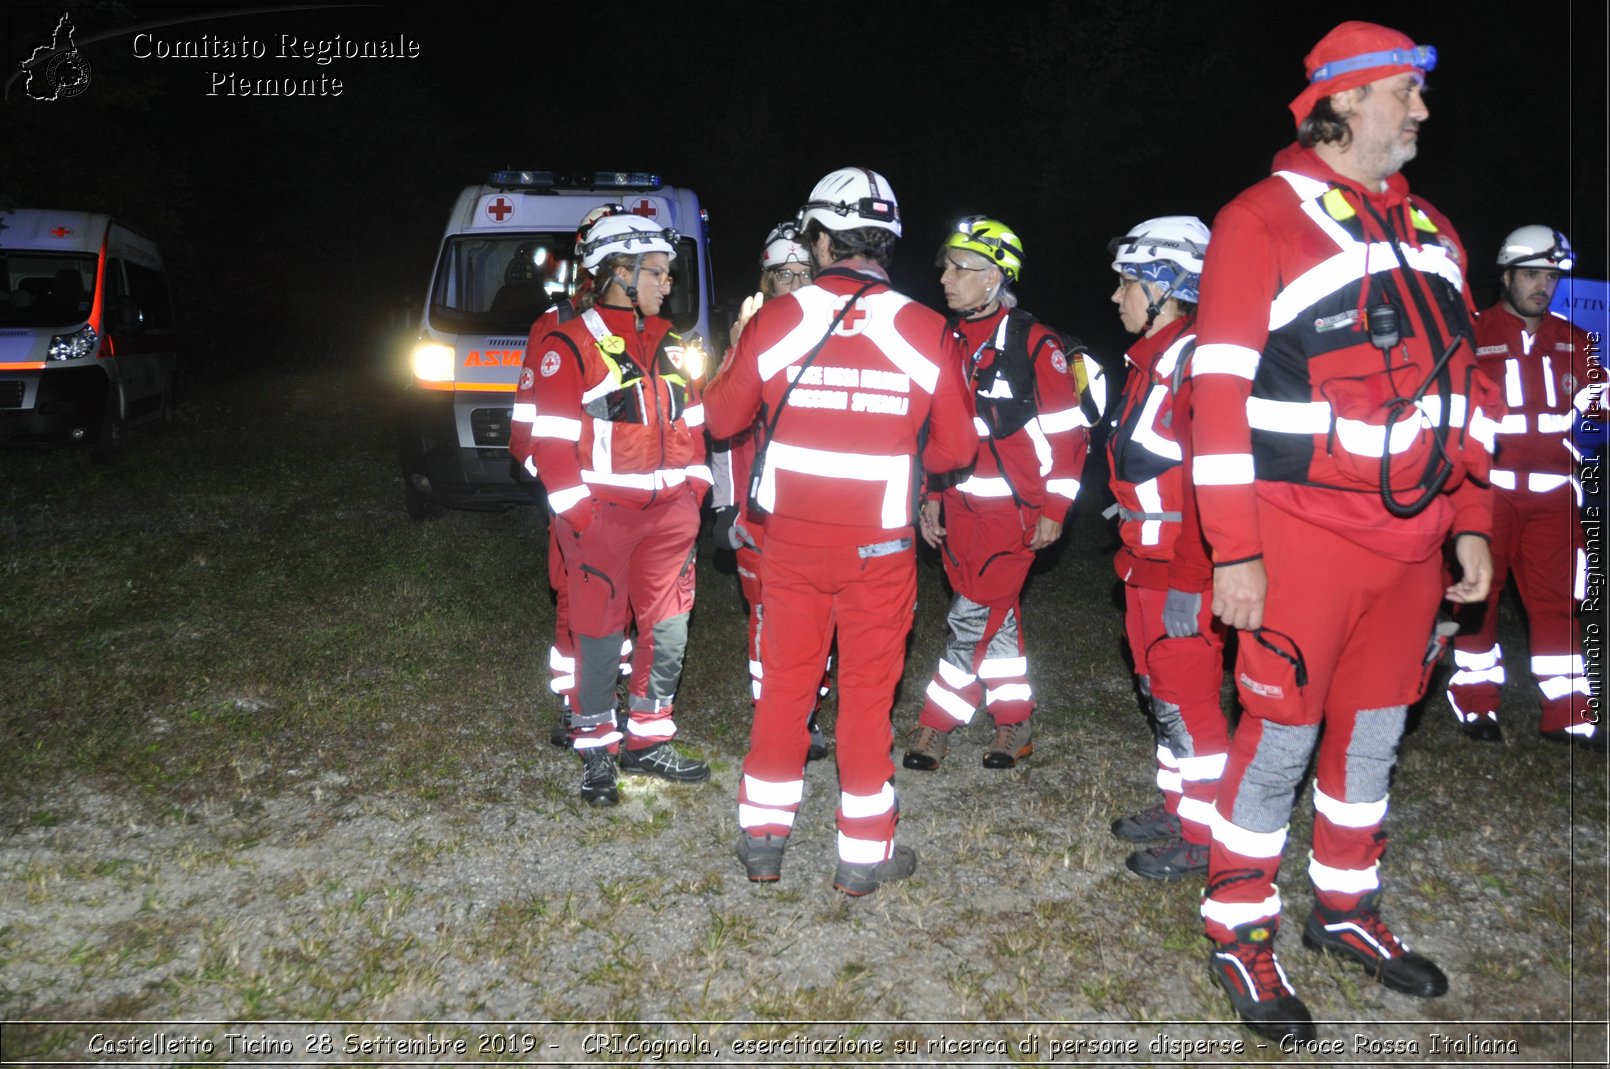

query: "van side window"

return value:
[125, 261, 173, 330]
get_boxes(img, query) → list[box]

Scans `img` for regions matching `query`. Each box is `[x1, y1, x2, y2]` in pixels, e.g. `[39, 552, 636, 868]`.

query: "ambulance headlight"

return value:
[682, 337, 707, 381]
[48, 324, 97, 361]
[411, 341, 456, 383]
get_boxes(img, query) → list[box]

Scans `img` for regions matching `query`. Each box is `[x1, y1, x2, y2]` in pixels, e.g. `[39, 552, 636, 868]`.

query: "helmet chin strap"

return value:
[1142, 279, 1174, 334]
[615, 256, 647, 332]
[959, 279, 1002, 319]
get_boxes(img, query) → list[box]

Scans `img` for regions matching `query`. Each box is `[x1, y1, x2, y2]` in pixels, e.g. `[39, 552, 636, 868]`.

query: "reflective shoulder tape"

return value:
[1155, 331, 1197, 379]
[860, 291, 941, 394]
[1274, 170, 1331, 201]
[757, 288, 839, 382]
[1193, 453, 1255, 486]
[1192, 343, 1260, 380]
[580, 307, 612, 342]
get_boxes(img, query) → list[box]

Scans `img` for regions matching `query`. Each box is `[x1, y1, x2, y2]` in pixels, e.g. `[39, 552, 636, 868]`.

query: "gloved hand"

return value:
[1162, 588, 1201, 638]
[713, 507, 755, 550]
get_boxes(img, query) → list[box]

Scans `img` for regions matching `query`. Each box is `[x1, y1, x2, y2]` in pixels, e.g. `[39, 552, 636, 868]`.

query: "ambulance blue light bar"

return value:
[488, 170, 663, 192]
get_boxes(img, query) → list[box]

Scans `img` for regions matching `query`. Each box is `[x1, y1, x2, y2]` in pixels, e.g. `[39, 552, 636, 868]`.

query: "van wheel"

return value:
[405, 481, 446, 521]
[90, 393, 127, 463]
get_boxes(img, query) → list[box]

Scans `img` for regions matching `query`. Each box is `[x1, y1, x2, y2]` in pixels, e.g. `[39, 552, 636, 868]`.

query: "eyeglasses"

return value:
[940, 257, 989, 275]
[768, 267, 811, 286]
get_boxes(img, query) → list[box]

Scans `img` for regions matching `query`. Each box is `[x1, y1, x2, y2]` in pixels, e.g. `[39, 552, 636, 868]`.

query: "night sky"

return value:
[2, 1, 1604, 367]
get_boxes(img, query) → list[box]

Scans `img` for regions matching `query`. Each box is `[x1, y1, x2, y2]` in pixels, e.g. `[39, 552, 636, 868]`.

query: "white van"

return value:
[399, 170, 716, 518]
[0, 209, 178, 458]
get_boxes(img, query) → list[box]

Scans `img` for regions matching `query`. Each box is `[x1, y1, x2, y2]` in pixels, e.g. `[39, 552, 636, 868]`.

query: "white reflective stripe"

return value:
[1045, 477, 1081, 498]
[1540, 676, 1591, 701]
[1575, 383, 1605, 413]
[1519, 331, 1536, 356]
[532, 415, 583, 441]
[1333, 408, 1438, 458]
[580, 307, 612, 342]
[548, 674, 575, 695]
[549, 646, 575, 671]
[955, 474, 1015, 498]
[926, 678, 978, 723]
[683, 402, 705, 428]
[1559, 722, 1596, 738]
[1194, 454, 1255, 486]
[1275, 168, 1333, 202]
[522, 457, 539, 478]
[739, 804, 796, 830]
[1037, 405, 1086, 434]
[583, 468, 688, 490]
[1178, 752, 1228, 783]
[1468, 411, 1499, 450]
[1137, 479, 1165, 546]
[1176, 795, 1217, 827]
[1085, 361, 1108, 417]
[1312, 787, 1388, 829]
[1528, 473, 1571, 492]
[757, 288, 842, 381]
[743, 773, 804, 807]
[512, 402, 537, 423]
[1542, 356, 1558, 407]
[760, 439, 911, 528]
[1578, 549, 1589, 601]
[978, 656, 1027, 680]
[1504, 359, 1524, 407]
[1210, 813, 1287, 859]
[973, 416, 991, 437]
[748, 659, 764, 681]
[573, 730, 623, 750]
[859, 290, 941, 394]
[1490, 468, 1517, 490]
[1533, 653, 1584, 676]
[1024, 418, 1054, 477]
[1307, 855, 1381, 895]
[1448, 665, 1505, 687]
[580, 374, 618, 405]
[1494, 413, 1527, 435]
[1418, 393, 1467, 429]
[1156, 768, 1183, 794]
[685, 464, 713, 485]
[548, 485, 590, 513]
[1247, 397, 1330, 435]
[841, 782, 896, 819]
[1201, 892, 1283, 930]
[1133, 384, 1183, 462]
[1192, 343, 1259, 380]
[837, 832, 890, 865]
[1269, 238, 1463, 333]
[626, 719, 676, 740]
[1453, 645, 1500, 671]
[1537, 412, 1576, 435]
[937, 658, 975, 689]
[985, 683, 1032, 704]
[1156, 332, 1195, 378]
[1156, 744, 1180, 769]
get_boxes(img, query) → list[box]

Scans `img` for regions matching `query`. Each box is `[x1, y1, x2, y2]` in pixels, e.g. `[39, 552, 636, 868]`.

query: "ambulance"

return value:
[0, 209, 178, 459]
[399, 170, 716, 518]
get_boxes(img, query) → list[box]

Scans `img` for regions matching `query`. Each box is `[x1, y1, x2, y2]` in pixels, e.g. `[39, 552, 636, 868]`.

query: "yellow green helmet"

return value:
[943, 215, 1024, 281]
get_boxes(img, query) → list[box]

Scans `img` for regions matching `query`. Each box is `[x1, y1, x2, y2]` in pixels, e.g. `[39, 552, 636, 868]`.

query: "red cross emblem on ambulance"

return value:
[629, 199, 658, 218]
[486, 197, 515, 223]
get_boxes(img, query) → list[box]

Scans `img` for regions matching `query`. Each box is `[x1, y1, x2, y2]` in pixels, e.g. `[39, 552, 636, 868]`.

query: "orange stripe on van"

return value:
[415, 380, 518, 393]
[0, 362, 47, 370]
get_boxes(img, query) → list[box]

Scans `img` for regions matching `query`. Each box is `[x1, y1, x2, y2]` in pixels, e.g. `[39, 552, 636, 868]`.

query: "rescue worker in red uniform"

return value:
[1189, 22, 1498, 1042]
[1100, 216, 1229, 881]
[509, 205, 634, 749]
[705, 167, 976, 895]
[1447, 226, 1600, 746]
[709, 224, 831, 763]
[521, 212, 713, 807]
[901, 217, 1102, 771]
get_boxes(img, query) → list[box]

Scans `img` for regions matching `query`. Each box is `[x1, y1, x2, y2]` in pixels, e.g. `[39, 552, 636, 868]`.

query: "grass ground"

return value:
[0, 356, 1605, 1066]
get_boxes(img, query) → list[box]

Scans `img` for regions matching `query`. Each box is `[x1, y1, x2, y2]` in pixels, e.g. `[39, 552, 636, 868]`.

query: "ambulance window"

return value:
[431, 234, 579, 333]
[0, 252, 97, 327]
[125, 262, 173, 329]
[663, 237, 702, 335]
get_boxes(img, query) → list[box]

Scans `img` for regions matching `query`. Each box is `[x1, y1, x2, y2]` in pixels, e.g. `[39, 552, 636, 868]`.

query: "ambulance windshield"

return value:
[429, 234, 703, 335]
[0, 252, 97, 328]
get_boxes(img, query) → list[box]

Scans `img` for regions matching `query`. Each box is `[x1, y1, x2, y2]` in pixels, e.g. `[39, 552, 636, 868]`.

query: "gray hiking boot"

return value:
[1110, 801, 1181, 843]
[983, 720, 1033, 768]
[736, 833, 787, 882]
[833, 845, 917, 896]
[619, 742, 711, 783]
[1125, 838, 1210, 880]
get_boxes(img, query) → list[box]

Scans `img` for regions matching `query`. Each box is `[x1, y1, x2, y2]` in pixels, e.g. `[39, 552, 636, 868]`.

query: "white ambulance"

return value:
[0, 209, 178, 459]
[400, 171, 716, 518]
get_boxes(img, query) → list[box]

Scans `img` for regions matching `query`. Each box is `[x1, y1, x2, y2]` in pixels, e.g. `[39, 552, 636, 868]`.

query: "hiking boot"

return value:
[806, 714, 833, 762]
[1125, 838, 1210, 880]
[983, 720, 1033, 768]
[1301, 897, 1448, 997]
[736, 833, 787, 882]
[1110, 801, 1181, 843]
[1461, 712, 1502, 743]
[833, 845, 917, 897]
[549, 709, 571, 748]
[1208, 923, 1316, 1043]
[619, 742, 711, 783]
[578, 748, 619, 808]
[901, 725, 949, 771]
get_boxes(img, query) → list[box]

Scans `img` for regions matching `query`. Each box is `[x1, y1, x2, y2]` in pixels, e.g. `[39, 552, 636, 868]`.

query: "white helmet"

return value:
[1109, 215, 1211, 305]
[1497, 225, 1574, 271]
[761, 222, 810, 268]
[797, 166, 901, 235]
[579, 213, 679, 271]
[574, 203, 625, 256]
